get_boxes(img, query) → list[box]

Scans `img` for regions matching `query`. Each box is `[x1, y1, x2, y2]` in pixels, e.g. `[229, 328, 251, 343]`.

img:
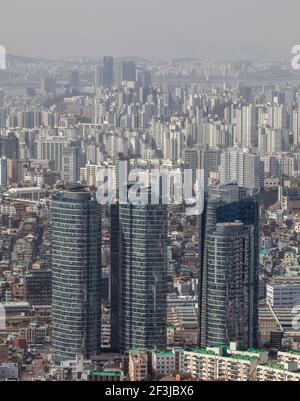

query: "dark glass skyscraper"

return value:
[51, 188, 101, 363]
[119, 61, 136, 83]
[198, 183, 259, 348]
[206, 221, 255, 347]
[110, 203, 121, 352]
[118, 187, 168, 352]
[110, 154, 130, 351]
[103, 56, 114, 89]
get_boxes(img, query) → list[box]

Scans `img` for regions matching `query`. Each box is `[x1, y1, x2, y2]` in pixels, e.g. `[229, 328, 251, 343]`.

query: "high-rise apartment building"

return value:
[36, 137, 66, 172]
[62, 143, 82, 184]
[220, 147, 262, 190]
[236, 105, 258, 148]
[103, 57, 114, 89]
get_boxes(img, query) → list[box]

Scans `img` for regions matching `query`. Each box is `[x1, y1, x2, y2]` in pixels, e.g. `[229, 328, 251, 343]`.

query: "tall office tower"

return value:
[0, 90, 4, 108]
[110, 154, 130, 351]
[137, 69, 152, 87]
[0, 157, 7, 187]
[119, 61, 136, 83]
[119, 186, 168, 352]
[198, 183, 259, 349]
[198, 147, 221, 186]
[95, 64, 103, 89]
[110, 203, 120, 351]
[0, 132, 19, 160]
[103, 56, 114, 89]
[23, 111, 35, 129]
[62, 143, 82, 184]
[69, 70, 80, 88]
[184, 147, 200, 186]
[41, 77, 56, 95]
[238, 85, 253, 104]
[206, 222, 255, 346]
[51, 188, 101, 364]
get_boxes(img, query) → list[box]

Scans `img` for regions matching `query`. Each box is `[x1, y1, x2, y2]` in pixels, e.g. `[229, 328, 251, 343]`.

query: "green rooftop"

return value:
[286, 349, 300, 356]
[89, 370, 123, 377]
[247, 348, 268, 354]
[227, 354, 257, 362]
[261, 362, 284, 370]
[154, 351, 174, 357]
[190, 348, 216, 356]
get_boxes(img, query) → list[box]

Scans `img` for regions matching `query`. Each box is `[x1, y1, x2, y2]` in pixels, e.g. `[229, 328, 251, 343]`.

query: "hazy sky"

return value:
[1, 0, 300, 60]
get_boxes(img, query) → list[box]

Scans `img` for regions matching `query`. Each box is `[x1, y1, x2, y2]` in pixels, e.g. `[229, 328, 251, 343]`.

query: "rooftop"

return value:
[246, 348, 268, 354]
[88, 370, 123, 377]
[260, 362, 285, 370]
[154, 351, 174, 357]
[189, 349, 216, 356]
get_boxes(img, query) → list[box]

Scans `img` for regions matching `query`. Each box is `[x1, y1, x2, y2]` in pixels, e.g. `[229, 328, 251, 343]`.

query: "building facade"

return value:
[51, 189, 101, 363]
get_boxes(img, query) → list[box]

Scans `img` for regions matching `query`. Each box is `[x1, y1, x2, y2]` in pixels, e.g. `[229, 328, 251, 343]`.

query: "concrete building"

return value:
[267, 282, 300, 307]
[0, 363, 19, 380]
[129, 350, 149, 381]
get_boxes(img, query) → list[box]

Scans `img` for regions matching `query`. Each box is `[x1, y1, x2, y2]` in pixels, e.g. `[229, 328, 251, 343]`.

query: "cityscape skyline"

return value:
[2, 3, 300, 385]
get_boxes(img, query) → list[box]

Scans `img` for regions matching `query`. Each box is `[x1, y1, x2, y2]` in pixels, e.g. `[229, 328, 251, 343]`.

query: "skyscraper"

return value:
[206, 221, 255, 347]
[0, 157, 7, 187]
[184, 147, 200, 186]
[69, 70, 80, 88]
[103, 56, 114, 89]
[0, 132, 19, 160]
[51, 188, 101, 363]
[110, 154, 130, 351]
[41, 76, 56, 95]
[118, 186, 168, 352]
[95, 64, 103, 89]
[110, 203, 121, 352]
[198, 183, 259, 349]
[119, 61, 136, 83]
[220, 147, 262, 191]
[36, 137, 65, 173]
[236, 105, 258, 147]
